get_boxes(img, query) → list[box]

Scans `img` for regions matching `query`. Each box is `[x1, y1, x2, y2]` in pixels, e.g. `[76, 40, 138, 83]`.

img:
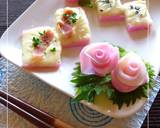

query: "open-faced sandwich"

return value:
[95, 0, 125, 22]
[55, 7, 91, 48]
[123, 0, 152, 32]
[22, 26, 61, 68]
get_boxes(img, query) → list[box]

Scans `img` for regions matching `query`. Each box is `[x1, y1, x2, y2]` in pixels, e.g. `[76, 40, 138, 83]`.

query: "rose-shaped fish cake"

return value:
[80, 43, 119, 76]
[111, 52, 149, 93]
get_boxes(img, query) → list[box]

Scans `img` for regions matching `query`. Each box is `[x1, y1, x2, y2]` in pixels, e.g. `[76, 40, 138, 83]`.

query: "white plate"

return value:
[0, 0, 160, 118]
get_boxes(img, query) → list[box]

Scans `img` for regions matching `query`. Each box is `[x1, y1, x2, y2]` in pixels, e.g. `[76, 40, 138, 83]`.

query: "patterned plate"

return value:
[69, 98, 112, 127]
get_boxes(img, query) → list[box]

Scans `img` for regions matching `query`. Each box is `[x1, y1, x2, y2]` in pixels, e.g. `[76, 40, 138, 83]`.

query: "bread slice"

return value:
[22, 26, 61, 68]
[123, 0, 152, 32]
[55, 7, 91, 48]
[95, 0, 124, 22]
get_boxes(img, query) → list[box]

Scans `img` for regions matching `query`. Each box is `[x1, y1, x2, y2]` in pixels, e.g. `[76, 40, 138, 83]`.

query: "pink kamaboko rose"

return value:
[111, 52, 149, 93]
[80, 43, 119, 76]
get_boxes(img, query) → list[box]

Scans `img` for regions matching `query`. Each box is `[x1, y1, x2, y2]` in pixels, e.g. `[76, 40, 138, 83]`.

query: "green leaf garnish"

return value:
[70, 12, 78, 24]
[63, 13, 69, 17]
[118, 46, 128, 57]
[63, 12, 78, 24]
[71, 46, 155, 109]
[39, 32, 43, 36]
[78, 0, 94, 8]
[32, 37, 41, 48]
[50, 47, 56, 52]
[39, 30, 46, 36]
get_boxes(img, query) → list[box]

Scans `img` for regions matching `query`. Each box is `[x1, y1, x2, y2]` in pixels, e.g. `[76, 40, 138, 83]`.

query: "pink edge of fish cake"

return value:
[62, 38, 90, 48]
[99, 15, 125, 22]
[127, 23, 151, 32]
[22, 63, 60, 69]
[111, 70, 138, 93]
[66, 0, 78, 3]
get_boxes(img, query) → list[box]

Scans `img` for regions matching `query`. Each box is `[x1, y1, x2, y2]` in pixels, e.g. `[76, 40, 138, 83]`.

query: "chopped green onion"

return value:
[39, 30, 46, 36]
[50, 47, 56, 52]
[32, 37, 41, 48]
[63, 13, 70, 17]
[70, 12, 78, 24]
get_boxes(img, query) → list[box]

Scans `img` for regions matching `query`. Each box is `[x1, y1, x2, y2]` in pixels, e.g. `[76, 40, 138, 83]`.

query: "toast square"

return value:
[55, 7, 91, 48]
[22, 27, 61, 68]
[123, 1, 152, 32]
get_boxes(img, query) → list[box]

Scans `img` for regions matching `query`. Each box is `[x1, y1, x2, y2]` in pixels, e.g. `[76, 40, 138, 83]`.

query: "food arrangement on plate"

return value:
[71, 42, 154, 110]
[67, 0, 152, 31]
[0, 0, 158, 118]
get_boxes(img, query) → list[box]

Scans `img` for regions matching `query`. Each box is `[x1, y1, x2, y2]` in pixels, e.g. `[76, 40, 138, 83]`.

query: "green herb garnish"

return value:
[71, 63, 112, 103]
[71, 46, 155, 109]
[78, 0, 94, 8]
[39, 30, 46, 36]
[63, 13, 70, 17]
[70, 13, 78, 24]
[50, 47, 56, 52]
[39, 32, 43, 36]
[118, 46, 128, 57]
[63, 12, 78, 24]
[32, 37, 41, 48]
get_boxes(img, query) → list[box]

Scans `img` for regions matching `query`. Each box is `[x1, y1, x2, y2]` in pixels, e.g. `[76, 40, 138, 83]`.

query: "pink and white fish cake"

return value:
[123, 0, 152, 32]
[80, 43, 119, 76]
[111, 52, 149, 93]
[95, 0, 125, 22]
[22, 27, 61, 68]
[55, 7, 91, 48]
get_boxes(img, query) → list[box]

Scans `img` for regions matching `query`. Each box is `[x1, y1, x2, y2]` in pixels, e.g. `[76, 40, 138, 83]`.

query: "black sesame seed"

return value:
[135, 6, 140, 10]
[130, 5, 134, 9]
[100, 9, 103, 12]
[105, 0, 110, 3]
[135, 10, 139, 14]
[140, 14, 144, 17]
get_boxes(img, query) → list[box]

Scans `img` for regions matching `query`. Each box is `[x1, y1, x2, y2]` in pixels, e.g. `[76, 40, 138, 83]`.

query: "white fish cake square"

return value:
[95, 0, 124, 22]
[22, 27, 61, 68]
[55, 7, 91, 48]
[123, 0, 152, 32]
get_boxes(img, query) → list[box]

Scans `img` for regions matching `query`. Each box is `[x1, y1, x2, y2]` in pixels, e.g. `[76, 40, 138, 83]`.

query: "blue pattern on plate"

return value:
[69, 98, 112, 127]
